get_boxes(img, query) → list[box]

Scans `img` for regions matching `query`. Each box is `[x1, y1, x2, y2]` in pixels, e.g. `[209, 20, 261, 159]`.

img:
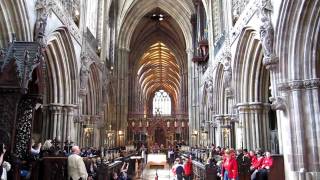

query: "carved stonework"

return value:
[49, 0, 82, 43]
[231, 0, 260, 43]
[15, 95, 41, 159]
[260, 16, 274, 57]
[35, 0, 53, 48]
[205, 79, 214, 111]
[258, 0, 278, 70]
[288, 81, 304, 90]
[0, 41, 42, 91]
[237, 102, 270, 112]
[79, 54, 92, 94]
[262, 56, 278, 69]
[303, 78, 320, 89]
[278, 79, 320, 92]
[223, 57, 232, 89]
[269, 96, 286, 111]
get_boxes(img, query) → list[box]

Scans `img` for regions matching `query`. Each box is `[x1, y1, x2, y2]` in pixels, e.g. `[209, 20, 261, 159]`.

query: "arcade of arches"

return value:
[0, 0, 319, 179]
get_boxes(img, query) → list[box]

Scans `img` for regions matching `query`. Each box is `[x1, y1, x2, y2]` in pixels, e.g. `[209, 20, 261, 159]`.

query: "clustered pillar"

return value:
[237, 103, 270, 151]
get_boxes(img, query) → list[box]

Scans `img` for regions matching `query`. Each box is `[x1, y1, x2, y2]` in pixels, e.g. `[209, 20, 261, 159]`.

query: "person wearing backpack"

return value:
[175, 158, 184, 180]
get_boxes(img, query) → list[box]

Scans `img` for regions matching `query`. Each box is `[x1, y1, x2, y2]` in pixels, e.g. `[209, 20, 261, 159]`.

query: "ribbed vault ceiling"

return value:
[137, 42, 180, 101]
[127, 5, 192, 113]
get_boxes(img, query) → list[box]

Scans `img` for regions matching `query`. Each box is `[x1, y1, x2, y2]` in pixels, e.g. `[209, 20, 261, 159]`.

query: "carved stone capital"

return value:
[288, 81, 304, 90]
[269, 96, 286, 111]
[237, 102, 269, 112]
[277, 82, 290, 92]
[225, 88, 233, 98]
[49, 104, 63, 112]
[63, 104, 77, 115]
[303, 78, 320, 89]
[214, 115, 224, 122]
[278, 79, 320, 92]
[263, 56, 278, 69]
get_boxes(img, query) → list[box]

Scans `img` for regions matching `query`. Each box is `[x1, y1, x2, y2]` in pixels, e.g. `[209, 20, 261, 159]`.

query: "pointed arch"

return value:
[276, 0, 320, 80]
[82, 63, 102, 117]
[233, 28, 269, 104]
[118, 0, 194, 50]
[45, 27, 78, 105]
[0, 0, 32, 47]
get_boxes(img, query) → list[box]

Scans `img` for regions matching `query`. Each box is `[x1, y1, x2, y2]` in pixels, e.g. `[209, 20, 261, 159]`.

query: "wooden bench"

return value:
[268, 155, 285, 180]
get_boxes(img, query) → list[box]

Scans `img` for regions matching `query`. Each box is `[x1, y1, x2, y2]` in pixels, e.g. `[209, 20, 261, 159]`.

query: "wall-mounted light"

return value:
[118, 130, 124, 136]
[192, 130, 198, 136]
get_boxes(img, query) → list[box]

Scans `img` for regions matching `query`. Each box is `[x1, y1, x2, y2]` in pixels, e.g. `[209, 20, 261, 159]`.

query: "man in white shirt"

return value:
[68, 146, 88, 180]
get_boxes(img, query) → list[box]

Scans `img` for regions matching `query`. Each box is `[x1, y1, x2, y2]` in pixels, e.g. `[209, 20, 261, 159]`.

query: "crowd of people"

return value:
[0, 139, 134, 180]
[1, 139, 275, 180]
[170, 144, 274, 180]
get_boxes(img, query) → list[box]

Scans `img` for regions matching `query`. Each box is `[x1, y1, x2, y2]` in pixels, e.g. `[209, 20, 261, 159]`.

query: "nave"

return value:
[0, 0, 319, 179]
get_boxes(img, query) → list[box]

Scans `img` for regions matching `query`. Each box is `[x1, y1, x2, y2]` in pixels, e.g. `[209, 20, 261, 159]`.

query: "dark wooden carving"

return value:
[41, 157, 68, 180]
[0, 39, 42, 144]
[15, 95, 41, 159]
[0, 91, 20, 149]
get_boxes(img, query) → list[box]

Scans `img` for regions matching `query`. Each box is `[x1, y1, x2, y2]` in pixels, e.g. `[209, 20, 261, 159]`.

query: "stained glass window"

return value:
[153, 90, 171, 115]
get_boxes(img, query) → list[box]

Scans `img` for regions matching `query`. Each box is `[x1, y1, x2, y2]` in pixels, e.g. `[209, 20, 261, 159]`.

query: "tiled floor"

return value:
[135, 164, 175, 180]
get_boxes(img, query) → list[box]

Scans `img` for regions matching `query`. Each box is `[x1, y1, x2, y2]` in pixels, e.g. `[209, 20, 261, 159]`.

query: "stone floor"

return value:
[134, 164, 175, 180]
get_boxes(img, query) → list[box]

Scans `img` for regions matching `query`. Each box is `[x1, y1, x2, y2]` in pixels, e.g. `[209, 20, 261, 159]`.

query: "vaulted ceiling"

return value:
[137, 42, 180, 101]
[124, 1, 194, 114]
[129, 8, 186, 105]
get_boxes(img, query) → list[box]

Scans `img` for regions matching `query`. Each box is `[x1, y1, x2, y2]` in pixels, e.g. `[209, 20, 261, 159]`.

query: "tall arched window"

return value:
[153, 90, 171, 115]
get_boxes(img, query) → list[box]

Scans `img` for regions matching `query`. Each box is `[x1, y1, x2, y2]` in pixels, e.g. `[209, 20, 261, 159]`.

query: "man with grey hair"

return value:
[68, 146, 88, 180]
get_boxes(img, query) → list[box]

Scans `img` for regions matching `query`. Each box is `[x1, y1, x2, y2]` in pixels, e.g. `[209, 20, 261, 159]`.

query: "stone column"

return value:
[277, 79, 320, 179]
[41, 105, 50, 140]
[237, 102, 270, 150]
[49, 104, 63, 140]
[214, 115, 223, 147]
[116, 47, 130, 146]
[186, 49, 194, 146]
[61, 105, 77, 143]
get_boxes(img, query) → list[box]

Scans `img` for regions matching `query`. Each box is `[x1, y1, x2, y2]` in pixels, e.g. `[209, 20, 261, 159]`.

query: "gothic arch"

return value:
[274, 0, 320, 176]
[0, 0, 32, 47]
[82, 63, 102, 117]
[232, 27, 271, 150]
[45, 27, 78, 105]
[214, 63, 226, 114]
[276, 0, 320, 80]
[234, 28, 269, 104]
[118, 0, 194, 50]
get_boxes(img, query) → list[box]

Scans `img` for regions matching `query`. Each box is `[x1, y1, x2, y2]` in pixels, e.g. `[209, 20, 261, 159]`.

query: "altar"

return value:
[146, 153, 168, 169]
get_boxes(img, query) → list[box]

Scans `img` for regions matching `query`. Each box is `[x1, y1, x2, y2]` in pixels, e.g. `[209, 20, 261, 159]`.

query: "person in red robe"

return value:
[184, 155, 193, 180]
[250, 151, 265, 180]
[221, 149, 238, 180]
[261, 151, 273, 169]
[257, 151, 273, 180]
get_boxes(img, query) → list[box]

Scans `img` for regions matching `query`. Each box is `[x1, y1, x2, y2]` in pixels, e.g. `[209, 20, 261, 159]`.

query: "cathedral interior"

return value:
[0, 0, 319, 180]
